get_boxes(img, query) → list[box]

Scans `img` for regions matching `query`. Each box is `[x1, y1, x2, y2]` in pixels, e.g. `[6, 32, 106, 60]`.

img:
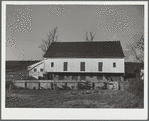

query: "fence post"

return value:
[38, 82, 40, 89]
[28, 70, 29, 80]
[51, 83, 53, 90]
[25, 81, 27, 89]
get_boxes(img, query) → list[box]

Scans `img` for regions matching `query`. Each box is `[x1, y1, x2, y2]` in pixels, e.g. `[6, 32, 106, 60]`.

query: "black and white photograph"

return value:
[2, 1, 148, 120]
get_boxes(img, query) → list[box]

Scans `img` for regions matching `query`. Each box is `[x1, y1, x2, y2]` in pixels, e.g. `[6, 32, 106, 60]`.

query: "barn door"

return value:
[48, 73, 53, 80]
[98, 62, 103, 71]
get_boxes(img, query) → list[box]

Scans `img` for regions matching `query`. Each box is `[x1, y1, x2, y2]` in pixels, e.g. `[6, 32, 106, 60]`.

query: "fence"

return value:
[11, 80, 120, 90]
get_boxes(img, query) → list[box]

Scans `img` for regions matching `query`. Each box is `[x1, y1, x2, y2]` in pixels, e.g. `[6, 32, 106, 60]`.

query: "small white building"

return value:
[28, 60, 45, 79]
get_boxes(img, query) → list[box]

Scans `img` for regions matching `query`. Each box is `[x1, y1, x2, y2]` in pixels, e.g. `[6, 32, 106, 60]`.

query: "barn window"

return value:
[48, 74, 53, 80]
[59, 75, 64, 80]
[80, 75, 86, 80]
[64, 62, 68, 71]
[72, 76, 77, 80]
[64, 76, 67, 79]
[51, 62, 54, 67]
[90, 75, 93, 78]
[54, 75, 59, 80]
[40, 68, 43, 72]
[98, 62, 103, 71]
[97, 75, 103, 80]
[113, 62, 116, 68]
[34, 68, 37, 72]
[80, 62, 85, 71]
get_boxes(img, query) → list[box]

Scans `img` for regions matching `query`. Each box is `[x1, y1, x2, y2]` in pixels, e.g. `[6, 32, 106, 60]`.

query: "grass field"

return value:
[5, 61, 143, 108]
[6, 89, 143, 108]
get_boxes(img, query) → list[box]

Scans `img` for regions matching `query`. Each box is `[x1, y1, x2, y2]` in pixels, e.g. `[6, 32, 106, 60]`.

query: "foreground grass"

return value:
[6, 89, 143, 108]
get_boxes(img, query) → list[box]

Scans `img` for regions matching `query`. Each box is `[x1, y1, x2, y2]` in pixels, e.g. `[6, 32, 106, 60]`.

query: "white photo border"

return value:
[2, 1, 148, 120]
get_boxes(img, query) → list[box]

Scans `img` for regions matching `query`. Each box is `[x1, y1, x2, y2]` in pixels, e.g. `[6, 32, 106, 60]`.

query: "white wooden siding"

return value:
[29, 63, 44, 79]
[44, 58, 124, 73]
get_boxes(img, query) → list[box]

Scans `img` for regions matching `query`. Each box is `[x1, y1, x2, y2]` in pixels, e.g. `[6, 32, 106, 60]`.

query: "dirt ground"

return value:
[6, 89, 143, 108]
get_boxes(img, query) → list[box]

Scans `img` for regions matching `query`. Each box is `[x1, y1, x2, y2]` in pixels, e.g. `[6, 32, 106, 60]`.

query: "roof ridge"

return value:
[52, 41, 120, 43]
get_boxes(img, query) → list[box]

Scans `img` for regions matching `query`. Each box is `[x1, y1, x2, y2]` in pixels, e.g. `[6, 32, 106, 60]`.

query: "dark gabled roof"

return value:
[44, 41, 124, 58]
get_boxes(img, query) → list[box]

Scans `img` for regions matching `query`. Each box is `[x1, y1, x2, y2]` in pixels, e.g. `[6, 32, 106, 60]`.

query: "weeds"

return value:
[6, 78, 144, 108]
[127, 78, 144, 98]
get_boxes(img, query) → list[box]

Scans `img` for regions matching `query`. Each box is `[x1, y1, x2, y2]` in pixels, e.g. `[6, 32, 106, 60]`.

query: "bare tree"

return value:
[39, 26, 58, 54]
[84, 31, 96, 41]
[132, 35, 144, 63]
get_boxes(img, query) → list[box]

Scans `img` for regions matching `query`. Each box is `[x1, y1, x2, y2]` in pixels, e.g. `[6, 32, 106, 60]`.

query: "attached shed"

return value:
[124, 62, 143, 80]
[28, 60, 45, 79]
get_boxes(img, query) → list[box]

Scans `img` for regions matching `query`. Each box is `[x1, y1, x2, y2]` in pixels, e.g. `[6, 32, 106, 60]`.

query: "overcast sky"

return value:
[6, 5, 144, 61]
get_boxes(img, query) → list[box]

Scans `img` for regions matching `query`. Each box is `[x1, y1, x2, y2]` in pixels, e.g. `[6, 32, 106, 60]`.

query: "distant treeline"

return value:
[6, 60, 40, 71]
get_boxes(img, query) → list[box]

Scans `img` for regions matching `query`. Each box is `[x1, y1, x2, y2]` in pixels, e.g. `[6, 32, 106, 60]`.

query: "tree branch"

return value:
[132, 35, 144, 63]
[39, 26, 59, 55]
[84, 31, 96, 41]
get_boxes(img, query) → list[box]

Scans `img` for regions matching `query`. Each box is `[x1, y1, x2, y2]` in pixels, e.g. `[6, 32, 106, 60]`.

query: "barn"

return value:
[42, 41, 125, 83]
